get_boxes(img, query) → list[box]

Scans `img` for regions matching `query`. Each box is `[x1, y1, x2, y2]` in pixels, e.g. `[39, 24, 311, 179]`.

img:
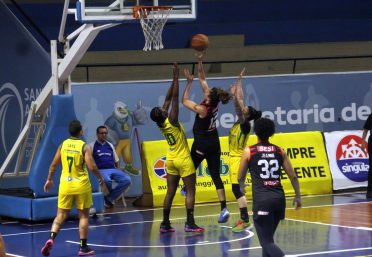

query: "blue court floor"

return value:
[1, 192, 372, 257]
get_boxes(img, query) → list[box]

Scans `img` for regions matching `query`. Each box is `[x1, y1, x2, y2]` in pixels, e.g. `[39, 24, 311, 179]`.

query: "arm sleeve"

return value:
[108, 141, 120, 163]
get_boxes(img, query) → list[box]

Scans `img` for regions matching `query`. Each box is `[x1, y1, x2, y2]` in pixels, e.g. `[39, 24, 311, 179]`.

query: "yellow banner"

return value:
[141, 131, 332, 207]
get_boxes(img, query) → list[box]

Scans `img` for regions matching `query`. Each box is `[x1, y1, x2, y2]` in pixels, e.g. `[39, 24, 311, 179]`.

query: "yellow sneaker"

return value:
[232, 219, 252, 233]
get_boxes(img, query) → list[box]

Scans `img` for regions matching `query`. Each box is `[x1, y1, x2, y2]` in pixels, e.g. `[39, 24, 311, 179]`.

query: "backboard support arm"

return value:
[0, 6, 119, 177]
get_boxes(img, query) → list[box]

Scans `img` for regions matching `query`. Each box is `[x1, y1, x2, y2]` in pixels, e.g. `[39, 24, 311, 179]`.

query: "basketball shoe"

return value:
[184, 223, 204, 233]
[78, 246, 95, 256]
[160, 222, 175, 233]
[41, 239, 54, 256]
[232, 219, 252, 233]
[180, 185, 187, 197]
[218, 208, 230, 223]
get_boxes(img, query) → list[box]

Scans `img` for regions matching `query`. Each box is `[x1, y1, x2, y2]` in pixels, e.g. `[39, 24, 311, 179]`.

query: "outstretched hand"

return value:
[184, 69, 194, 83]
[195, 50, 206, 60]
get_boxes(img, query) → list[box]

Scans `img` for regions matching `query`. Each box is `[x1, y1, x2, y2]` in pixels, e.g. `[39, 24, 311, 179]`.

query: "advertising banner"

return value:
[269, 131, 332, 196]
[141, 137, 234, 207]
[324, 130, 368, 190]
[140, 131, 332, 207]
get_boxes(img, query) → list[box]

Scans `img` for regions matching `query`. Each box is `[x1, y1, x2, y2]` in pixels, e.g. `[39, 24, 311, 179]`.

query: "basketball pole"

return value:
[0, 20, 119, 177]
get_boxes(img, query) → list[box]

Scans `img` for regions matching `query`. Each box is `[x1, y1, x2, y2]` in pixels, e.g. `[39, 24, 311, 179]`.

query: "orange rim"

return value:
[133, 5, 172, 19]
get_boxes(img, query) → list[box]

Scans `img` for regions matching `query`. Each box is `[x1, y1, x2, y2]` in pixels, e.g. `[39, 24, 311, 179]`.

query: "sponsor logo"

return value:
[335, 135, 369, 182]
[0, 83, 24, 155]
[153, 156, 167, 180]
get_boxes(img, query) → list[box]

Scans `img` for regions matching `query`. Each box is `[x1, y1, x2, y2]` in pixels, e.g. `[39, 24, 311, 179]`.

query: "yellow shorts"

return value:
[229, 156, 241, 184]
[58, 191, 92, 210]
[166, 156, 195, 178]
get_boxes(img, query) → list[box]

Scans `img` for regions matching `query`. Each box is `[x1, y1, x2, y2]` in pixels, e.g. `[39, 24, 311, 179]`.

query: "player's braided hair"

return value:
[210, 87, 232, 105]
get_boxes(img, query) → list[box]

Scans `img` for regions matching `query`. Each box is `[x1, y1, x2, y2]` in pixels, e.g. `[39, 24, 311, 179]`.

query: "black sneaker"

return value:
[78, 246, 95, 256]
[184, 223, 204, 233]
[104, 197, 114, 209]
[160, 222, 175, 233]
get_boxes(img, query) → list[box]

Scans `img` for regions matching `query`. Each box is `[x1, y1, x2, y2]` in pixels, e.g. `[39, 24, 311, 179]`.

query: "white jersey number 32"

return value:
[257, 159, 280, 179]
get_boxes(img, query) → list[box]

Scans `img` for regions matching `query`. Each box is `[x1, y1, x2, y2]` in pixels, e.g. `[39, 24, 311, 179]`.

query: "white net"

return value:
[137, 7, 172, 51]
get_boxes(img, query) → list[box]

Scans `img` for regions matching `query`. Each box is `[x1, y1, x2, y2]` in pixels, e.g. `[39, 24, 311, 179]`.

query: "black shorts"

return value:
[191, 133, 220, 156]
[253, 197, 286, 220]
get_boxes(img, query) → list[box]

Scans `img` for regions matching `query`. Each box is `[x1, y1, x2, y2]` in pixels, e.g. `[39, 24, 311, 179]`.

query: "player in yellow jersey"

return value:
[41, 120, 107, 256]
[229, 68, 261, 232]
[150, 63, 204, 233]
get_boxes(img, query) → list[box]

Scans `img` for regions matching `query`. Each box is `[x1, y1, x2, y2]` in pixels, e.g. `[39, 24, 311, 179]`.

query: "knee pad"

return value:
[232, 184, 243, 199]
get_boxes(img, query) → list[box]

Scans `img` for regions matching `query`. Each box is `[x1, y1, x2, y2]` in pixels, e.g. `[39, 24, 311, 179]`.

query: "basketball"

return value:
[191, 34, 209, 51]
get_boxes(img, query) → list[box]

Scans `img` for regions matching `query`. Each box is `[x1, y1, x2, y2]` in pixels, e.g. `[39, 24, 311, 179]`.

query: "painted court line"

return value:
[286, 218, 372, 231]
[66, 230, 254, 248]
[288, 246, 372, 256]
[1, 213, 235, 237]
[6, 253, 26, 257]
[229, 246, 372, 255]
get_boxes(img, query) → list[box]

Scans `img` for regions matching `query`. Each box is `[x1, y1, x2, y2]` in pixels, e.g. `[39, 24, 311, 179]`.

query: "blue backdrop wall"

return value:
[72, 71, 372, 196]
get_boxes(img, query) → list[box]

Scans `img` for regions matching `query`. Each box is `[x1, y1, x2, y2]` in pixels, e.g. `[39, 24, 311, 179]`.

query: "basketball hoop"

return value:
[134, 6, 172, 51]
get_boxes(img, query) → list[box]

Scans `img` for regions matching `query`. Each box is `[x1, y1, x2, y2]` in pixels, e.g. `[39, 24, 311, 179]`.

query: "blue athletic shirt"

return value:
[89, 140, 119, 169]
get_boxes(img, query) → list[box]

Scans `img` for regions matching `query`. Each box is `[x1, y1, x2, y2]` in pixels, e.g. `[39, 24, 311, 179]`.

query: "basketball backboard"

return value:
[71, 0, 196, 23]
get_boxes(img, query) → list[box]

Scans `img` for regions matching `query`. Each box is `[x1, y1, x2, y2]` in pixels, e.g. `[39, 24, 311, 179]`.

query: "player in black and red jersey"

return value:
[238, 117, 302, 257]
[182, 51, 232, 223]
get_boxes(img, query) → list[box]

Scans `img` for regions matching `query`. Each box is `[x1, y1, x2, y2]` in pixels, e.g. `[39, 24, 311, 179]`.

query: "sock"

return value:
[50, 232, 57, 240]
[186, 208, 195, 225]
[163, 208, 171, 223]
[240, 207, 249, 222]
[80, 239, 87, 248]
[220, 200, 227, 211]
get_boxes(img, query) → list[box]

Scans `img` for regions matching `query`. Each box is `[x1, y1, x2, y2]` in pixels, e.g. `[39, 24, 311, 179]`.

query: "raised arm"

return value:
[232, 68, 246, 122]
[182, 69, 207, 117]
[168, 63, 179, 125]
[281, 148, 302, 209]
[162, 71, 175, 112]
[196, 51, 209, 93]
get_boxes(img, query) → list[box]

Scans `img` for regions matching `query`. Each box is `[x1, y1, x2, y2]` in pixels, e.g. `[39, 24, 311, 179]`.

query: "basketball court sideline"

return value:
[1, 191, 372, 257]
